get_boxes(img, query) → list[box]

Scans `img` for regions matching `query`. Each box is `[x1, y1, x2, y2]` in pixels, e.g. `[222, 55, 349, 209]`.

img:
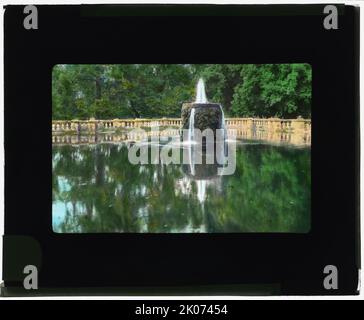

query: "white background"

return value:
[0, 0, 363, 300]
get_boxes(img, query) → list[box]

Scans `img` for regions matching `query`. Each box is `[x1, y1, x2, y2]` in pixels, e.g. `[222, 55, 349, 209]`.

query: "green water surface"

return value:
[52, 140, 310, 233]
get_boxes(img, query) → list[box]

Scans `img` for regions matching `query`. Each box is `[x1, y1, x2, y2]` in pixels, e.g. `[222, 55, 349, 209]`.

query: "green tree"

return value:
[52, 64, 311, 120]
[194, 64, 243, 115]
[231, 64, 312, 118]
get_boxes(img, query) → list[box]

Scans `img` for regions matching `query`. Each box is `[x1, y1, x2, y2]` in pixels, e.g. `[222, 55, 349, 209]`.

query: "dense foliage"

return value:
[52, 64, 311, 120]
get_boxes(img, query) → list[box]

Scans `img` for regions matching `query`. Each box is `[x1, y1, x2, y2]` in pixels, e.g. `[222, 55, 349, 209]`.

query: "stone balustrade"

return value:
[52, 127, 311, 147]
[225, 118, 311, 134]
[52, 117, 311, 147]
[52, 118, 183, 132]
[52, 117, 311, 134]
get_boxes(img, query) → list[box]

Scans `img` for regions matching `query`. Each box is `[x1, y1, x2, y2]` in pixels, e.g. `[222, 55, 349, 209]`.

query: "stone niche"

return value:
[181, 102, 223, 134]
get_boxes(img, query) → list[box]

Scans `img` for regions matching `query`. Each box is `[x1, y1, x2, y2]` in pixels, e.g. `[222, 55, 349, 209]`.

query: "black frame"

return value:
[3, 4, 360, 295]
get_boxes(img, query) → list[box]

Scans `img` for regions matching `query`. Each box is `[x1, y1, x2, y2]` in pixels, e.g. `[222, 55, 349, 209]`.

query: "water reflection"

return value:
[52, 137, 310, 233]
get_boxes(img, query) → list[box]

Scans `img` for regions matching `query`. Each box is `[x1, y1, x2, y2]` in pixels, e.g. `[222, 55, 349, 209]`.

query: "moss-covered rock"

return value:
[181, 103, 193, 129]
[181, 102, 223, 133]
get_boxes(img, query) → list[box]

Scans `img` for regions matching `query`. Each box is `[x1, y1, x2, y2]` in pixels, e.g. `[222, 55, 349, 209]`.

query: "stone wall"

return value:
[53, 127, 311, 147]
[52, 117, 311, 135]
[225, 117, 311, 135]
[52, 118, 182, 133]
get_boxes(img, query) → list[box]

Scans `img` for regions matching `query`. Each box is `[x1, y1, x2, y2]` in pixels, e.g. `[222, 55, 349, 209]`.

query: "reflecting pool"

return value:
[52, 138, 310, 233]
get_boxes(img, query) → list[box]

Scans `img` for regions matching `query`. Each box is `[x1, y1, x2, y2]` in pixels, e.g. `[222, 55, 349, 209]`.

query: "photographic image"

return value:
[3, 3, 360, 298]
[52, 64, 311, 233]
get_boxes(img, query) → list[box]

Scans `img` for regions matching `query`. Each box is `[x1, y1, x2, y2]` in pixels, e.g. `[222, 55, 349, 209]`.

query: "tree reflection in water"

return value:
[52, 141, 310, 233]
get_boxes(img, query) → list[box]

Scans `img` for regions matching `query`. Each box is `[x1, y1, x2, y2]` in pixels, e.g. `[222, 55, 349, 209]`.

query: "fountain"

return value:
[188, 107, 196, 142]
[178, 78, 227, 215]
[195, 78, 208, 103]
[182, 78, 226, 140]
[181, 78, 227, 178]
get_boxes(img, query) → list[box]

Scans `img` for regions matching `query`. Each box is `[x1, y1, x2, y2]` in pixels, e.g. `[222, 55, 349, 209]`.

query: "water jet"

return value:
[181, 78, 226, 140]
